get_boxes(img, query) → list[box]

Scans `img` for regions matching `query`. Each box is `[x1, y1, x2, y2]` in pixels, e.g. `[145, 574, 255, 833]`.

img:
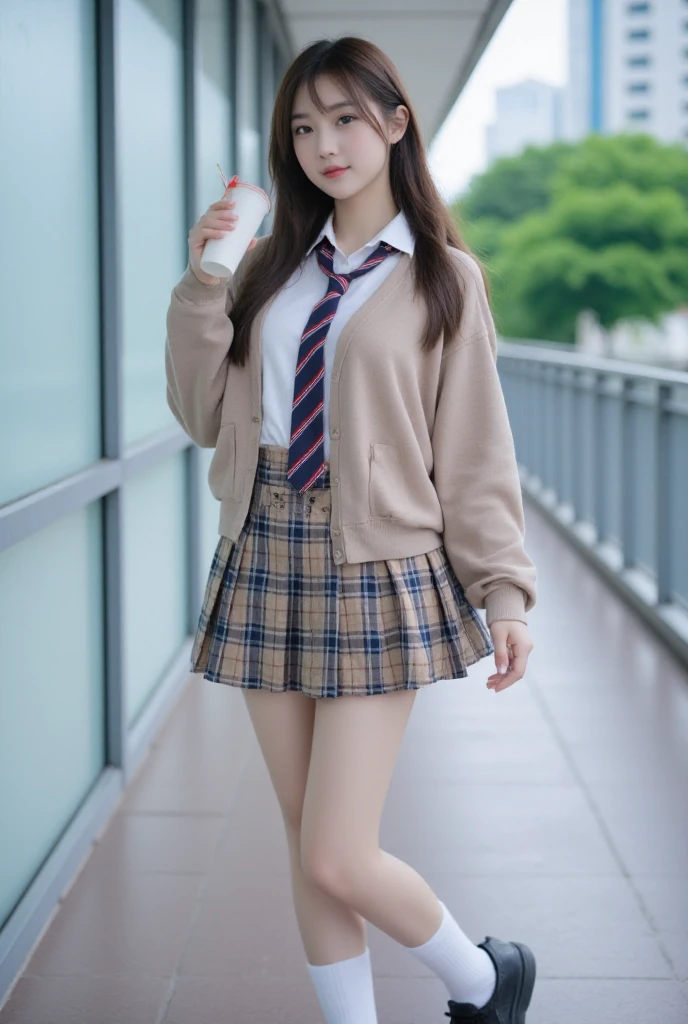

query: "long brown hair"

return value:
[227, 35, 486, 368]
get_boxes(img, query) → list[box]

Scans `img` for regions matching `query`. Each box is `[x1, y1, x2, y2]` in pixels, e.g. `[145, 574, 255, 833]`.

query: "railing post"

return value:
[544, 364, 551, 494]
[555, 366, 565, 504]
[571, 368, 583, 523]
[529, 361, 540, 488]
[656, 383, 672, 605]
[621, 377, 636, 570]
[548, 364, 558, 498]
[593, 371, 607, 544]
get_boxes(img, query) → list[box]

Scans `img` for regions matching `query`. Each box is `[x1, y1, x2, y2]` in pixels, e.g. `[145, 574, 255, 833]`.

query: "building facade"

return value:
[565, 0, 688, 144]
[486, 79, 564, 164]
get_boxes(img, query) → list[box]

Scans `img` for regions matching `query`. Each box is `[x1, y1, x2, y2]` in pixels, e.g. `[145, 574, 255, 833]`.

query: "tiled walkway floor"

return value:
[2, 501, 688, 1023]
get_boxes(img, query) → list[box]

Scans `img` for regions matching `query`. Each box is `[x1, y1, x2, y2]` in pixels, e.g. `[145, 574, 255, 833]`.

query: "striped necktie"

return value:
[286, 236, 398, 493]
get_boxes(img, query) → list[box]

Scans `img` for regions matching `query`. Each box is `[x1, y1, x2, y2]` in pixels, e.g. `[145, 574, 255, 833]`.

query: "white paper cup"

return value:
[199, 181, 271, 278]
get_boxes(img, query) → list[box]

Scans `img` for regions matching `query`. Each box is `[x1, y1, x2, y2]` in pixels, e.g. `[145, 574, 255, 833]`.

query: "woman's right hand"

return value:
[188, 194, 258, 286]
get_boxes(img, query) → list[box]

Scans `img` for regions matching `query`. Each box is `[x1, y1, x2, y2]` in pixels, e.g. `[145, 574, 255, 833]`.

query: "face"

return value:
[290, 74, 407, 198]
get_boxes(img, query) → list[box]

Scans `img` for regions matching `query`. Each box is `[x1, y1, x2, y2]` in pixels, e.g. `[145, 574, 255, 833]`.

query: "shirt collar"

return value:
[305, 208, 415, 259]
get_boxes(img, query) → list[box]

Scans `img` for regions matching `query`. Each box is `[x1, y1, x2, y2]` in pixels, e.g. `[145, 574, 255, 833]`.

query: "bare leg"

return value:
[244, 686, 496, 1016]
[298, 688, 498, 1010]
[242, 689, 367, 963]
[299, 689, 444, 948]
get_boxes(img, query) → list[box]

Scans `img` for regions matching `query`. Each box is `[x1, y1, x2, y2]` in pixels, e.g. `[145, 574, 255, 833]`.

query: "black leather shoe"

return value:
[443, 936, 536, 1023]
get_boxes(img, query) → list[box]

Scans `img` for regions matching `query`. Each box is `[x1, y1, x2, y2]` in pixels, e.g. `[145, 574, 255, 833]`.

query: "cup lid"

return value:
[226, 179, 271, 211]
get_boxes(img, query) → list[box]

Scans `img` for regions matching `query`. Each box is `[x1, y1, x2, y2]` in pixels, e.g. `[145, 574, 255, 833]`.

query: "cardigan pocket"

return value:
[207, 421, 240, 501]
[368, 441, 418, 519]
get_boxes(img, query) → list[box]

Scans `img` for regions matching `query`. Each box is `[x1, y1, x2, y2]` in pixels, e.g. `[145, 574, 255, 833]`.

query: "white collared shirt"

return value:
[260, 208, 416, 458]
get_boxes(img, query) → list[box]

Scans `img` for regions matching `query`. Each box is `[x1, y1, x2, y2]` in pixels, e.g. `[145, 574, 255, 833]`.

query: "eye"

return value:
[294, 114, 356, 136]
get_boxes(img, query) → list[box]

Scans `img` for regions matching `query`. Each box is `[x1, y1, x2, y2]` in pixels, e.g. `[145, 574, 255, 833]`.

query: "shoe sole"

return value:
[512, 941, 536, 1023]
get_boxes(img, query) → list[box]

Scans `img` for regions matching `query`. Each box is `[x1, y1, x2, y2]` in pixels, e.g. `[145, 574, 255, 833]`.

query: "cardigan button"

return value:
[333, 476, 339, 485]
[331, 427, 339, 437]
[333, 528, 340, 536]
[334, 549, 342, 558]
[252, 415, 259, 422]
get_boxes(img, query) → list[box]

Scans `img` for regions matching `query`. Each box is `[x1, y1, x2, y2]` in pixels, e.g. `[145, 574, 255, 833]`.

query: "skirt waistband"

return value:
[256, 444, 331, 489]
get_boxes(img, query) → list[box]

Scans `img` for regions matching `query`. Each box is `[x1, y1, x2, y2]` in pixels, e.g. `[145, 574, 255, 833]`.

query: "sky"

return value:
[428, 0, 568, 203]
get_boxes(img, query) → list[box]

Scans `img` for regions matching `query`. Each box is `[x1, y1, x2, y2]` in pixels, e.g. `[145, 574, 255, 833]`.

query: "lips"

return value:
[323, 167, 348, 177]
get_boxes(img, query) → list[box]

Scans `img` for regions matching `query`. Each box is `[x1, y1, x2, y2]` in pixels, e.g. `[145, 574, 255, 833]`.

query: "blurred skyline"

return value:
[429, 0, 567, 202]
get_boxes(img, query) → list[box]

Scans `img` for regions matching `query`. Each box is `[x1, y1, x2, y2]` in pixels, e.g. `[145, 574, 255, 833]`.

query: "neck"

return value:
[331, 172, 399, 257]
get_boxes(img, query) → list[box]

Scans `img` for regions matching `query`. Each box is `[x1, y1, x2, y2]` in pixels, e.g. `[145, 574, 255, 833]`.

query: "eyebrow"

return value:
[291, 101, 355, 122]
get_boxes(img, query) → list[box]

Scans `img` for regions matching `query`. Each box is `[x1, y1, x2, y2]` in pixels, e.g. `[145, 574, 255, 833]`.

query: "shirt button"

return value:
[252, 415, 259, 422]
[334, 549, 342, 558]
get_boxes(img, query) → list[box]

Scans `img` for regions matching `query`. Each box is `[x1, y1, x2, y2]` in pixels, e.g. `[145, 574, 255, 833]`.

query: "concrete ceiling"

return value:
[277, 0, 514, 146]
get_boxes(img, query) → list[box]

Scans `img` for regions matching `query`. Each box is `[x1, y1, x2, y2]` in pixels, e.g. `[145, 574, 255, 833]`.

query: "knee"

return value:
[299, 840, 367, 902]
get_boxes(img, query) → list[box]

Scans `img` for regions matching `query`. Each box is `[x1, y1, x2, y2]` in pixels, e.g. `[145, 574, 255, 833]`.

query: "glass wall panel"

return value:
[0, 0, 100, 504]
[122, 454, 188, 726]
[196, 0, 235, 220]
[237, 0, 261, 184]
[0, 504, 104, 930]
[273, 39, 284, 93]
[118, 0, 186, 447]
[194, 0, 235, 619]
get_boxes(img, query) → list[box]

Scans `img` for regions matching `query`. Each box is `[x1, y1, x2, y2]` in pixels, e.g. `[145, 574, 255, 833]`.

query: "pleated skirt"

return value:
[191, 444, 494, 698]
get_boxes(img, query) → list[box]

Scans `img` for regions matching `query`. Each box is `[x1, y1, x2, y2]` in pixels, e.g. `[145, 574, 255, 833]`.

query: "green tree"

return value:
[553, 133, 688, 203]
[455, 141, 574, 225]
[459, 216, 507, 265]
[492, 185, 688, 342]
[452, 134, 688, 342]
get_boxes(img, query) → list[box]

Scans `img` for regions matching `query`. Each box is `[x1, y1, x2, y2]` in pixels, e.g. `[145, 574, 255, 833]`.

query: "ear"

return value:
[390, 104, 410, 144]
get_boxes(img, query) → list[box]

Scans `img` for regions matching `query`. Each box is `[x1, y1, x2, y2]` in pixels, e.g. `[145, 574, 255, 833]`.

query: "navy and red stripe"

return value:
[286, 237, 397, 493]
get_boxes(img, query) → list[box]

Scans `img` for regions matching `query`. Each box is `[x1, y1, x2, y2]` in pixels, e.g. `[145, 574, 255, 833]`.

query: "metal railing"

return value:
[498, 340, 688, 665]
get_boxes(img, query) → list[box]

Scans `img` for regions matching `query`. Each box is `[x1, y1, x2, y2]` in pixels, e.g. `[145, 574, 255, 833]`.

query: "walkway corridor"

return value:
[2, 501, 687, 1024]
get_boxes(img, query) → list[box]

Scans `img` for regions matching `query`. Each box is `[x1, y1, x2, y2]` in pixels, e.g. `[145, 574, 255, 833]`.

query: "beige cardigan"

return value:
[165, 236, 537, 626]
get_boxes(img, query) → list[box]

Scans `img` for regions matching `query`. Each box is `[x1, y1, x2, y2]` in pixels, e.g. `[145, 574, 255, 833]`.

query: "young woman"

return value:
[165, 35, 537, 1024]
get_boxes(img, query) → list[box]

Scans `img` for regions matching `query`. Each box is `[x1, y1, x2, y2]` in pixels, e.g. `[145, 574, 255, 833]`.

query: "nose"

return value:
[316, 128, 339, 158]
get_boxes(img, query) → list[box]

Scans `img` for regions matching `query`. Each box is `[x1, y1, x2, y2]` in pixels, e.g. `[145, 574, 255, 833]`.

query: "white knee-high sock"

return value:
[306, 946, 378, 1024]
[406, 901, 497, 1008]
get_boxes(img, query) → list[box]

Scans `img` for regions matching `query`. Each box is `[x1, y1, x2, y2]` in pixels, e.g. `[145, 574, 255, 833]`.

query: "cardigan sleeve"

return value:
[431, 252, 537, 626]
[164, 238, 266, 448]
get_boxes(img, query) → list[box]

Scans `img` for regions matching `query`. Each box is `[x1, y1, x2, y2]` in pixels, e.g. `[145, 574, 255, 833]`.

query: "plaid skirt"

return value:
[191, 444, 494, 699]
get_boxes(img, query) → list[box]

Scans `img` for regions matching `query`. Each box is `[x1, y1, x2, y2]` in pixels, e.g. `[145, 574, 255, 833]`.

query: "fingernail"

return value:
[498, 664, 507, 675]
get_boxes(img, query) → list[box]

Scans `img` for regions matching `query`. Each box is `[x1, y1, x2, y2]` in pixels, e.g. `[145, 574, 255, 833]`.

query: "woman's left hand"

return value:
[486, 620, 534, 693]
